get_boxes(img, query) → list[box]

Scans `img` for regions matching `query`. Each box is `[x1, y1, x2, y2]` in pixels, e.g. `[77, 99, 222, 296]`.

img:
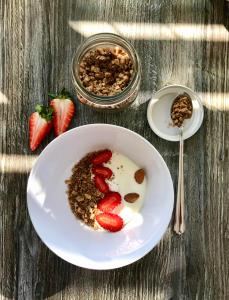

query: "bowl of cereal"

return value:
[72, 33, 141, 111]
[27, 124, 174, 269]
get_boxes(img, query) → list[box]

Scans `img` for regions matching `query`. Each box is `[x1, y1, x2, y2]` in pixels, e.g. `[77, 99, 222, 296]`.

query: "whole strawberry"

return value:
[49, 88, 75, 136]
[29, 104, 53, 151]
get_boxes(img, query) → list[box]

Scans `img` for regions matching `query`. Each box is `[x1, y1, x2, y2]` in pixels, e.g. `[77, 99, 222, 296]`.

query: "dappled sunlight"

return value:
[69, 21, 229, 42]
[27, 175, 47, 206]
[131, 90, 153, 108]
[0, 154, 38, 173]
[198, 92, 229, 111]
[27, 175, 57, 219]
[132, 91, 229, 111]
[69, 20, 117, 36]
[124, 212, 144, 231]
[0, 91, 8, 104]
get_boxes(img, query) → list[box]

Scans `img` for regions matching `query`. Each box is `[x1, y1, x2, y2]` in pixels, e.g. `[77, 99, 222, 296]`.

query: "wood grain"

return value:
[0, 0, 228, 299]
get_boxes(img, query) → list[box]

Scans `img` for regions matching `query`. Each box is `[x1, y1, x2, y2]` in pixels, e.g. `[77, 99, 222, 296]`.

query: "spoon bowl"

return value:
[170, 92, 193, 128]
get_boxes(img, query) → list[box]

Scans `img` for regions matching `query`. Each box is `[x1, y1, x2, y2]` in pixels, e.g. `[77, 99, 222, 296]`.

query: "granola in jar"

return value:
[72, 33, 141, 111]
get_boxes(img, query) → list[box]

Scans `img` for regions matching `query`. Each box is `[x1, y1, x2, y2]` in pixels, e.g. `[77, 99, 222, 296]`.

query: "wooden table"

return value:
[1, 0, 229, 299]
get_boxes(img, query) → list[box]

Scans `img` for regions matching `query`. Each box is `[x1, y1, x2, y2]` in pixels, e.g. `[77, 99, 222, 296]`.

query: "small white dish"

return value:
[147, 85, 204, 141]
[27, 124, 174, 270]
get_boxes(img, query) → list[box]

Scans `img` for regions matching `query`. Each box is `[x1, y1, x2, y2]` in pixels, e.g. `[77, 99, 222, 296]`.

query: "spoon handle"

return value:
[174, 128, 185, 234]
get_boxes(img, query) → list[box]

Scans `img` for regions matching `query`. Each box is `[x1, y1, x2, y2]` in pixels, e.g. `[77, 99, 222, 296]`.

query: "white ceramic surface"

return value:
[27, 124, 174, 270]
[147, 85, 204, 141]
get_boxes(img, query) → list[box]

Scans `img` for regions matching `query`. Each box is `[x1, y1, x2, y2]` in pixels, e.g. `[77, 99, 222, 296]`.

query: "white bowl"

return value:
[27, 124, 174, 270]
[147, 85, 204, 141]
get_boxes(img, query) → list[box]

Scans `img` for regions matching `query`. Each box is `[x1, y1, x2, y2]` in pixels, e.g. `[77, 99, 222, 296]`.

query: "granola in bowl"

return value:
[65, 152, 102, 229]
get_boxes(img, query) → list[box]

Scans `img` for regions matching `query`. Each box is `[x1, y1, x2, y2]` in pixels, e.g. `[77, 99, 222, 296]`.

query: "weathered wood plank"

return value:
[0, 0, 228, 299]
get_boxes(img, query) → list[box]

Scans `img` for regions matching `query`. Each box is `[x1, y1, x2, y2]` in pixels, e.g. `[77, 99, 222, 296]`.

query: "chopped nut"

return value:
[84, 193, 92, 200]
[76, 196, 84, 202]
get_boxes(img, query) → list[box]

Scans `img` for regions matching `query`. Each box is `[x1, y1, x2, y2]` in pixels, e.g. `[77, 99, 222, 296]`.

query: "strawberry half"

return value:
[49, 88, 75, 136]
[98, 192, 121, 212]
[29, 104, 53, 151]
[92, 150, 112, 165]
[92, 165, 113, 179]
[94, 175, 109, 194]
[96, 213, 123, 232]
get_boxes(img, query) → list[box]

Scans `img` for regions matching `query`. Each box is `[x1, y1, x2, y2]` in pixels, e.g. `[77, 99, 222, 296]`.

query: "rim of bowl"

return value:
[27, 124, 174, 270]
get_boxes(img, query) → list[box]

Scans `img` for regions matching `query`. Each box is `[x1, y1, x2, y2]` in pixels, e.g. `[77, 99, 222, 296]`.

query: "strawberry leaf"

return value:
[35, 104, 53, 121]
[48, 88, 72, 100]
[48, 93, 57, 99]
[59, 88, 72, 99]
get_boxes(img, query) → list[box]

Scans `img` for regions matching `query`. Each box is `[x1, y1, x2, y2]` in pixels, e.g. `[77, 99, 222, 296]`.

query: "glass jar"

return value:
[72, 33, 141, 111]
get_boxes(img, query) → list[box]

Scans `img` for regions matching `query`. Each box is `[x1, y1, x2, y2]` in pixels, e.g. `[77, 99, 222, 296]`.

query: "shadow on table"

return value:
[224, 0, 229, 31]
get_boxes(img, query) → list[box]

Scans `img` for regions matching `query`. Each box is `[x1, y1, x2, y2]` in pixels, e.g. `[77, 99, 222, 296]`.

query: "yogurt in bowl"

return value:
[105, 152, 147, 224]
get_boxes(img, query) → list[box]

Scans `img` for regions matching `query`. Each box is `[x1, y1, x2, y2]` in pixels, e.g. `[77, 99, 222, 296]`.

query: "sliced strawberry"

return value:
[96, 213, 123, 232]
[49, 88, 75, 136]
[29, 104, 53, 151]
[92, 165, 113, 179]
[98, 192, 121, 212]
[94, 175, 109, 194]
[92, 150, 112, 165]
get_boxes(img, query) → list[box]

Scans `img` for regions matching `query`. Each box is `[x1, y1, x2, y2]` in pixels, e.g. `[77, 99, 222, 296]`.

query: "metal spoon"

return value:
[171, 93, 193, 235]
